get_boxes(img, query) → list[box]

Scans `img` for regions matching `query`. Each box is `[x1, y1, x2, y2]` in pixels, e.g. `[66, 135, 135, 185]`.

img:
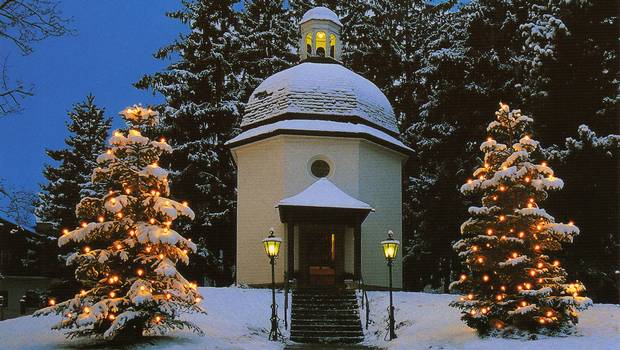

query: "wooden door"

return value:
[299, 224, 344, 287]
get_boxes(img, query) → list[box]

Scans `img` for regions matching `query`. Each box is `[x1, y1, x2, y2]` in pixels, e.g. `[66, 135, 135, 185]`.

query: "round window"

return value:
[310, 159, 331, 178]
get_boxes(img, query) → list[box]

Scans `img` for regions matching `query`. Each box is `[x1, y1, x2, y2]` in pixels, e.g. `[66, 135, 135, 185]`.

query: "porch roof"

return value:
[276, 179, 374, 224]
[277, 178, 374, 211]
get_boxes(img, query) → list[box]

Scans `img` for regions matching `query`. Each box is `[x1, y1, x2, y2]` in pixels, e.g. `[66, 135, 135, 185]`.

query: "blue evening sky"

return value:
[0, 1, 191, 197]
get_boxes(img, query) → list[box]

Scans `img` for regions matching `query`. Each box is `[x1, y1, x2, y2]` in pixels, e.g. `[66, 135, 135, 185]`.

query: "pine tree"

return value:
[383, 0, 467, 291]
[33, 95, 111, 278]
[35, 106, 205, 339]
[403, 0, 547, 291]
[519, 0, 619, 144]
[450, 103, 591, 336]
[135, 0, 241, 283]
[237, 0, 297, 102]
[36, 95, 111, 232]
[545, 126, 619, 303]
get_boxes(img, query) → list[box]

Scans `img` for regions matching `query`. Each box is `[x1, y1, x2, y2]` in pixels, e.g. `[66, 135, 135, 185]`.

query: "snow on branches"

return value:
[450, 103, 591, 337]
[35, 105, 205, 340]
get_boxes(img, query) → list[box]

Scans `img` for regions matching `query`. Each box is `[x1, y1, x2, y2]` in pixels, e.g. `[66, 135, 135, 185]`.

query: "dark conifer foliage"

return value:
[135, 0, 241, 284]
[37, 95, 112, 233]
[546, 127, 619, 303]
[520, 0, 619, 144]
[35, 94, 111, 278]
[401, 1, 619, 302]
[133, 0, 618, 301]
[237, 0, 298, 102]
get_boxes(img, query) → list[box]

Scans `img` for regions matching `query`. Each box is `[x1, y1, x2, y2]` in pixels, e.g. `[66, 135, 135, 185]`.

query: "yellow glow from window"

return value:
[305, 33, 312, 56]
[316, 31, 326, 52]
[330, 233, 335, 262]
[330, 34, 336, 58]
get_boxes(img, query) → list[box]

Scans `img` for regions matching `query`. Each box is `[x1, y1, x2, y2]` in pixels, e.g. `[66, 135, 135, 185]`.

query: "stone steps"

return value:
[290, 288, 364, 344]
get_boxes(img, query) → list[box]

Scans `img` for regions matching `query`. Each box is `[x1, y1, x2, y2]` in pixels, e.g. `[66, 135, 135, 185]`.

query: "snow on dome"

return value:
[242, 62, 398, 134]
[278, 178, 374, 211]
[300, 7, 342, 26]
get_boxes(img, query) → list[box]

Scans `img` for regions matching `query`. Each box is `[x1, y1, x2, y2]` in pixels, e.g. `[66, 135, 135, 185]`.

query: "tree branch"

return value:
[0, 0, 71, 116]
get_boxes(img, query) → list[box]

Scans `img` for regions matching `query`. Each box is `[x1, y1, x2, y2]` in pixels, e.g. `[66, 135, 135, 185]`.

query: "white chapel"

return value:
[226, 7, 411, 289]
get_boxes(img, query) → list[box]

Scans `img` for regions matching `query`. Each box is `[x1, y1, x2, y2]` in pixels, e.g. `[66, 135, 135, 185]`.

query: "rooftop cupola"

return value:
[299, 7, 342, 61]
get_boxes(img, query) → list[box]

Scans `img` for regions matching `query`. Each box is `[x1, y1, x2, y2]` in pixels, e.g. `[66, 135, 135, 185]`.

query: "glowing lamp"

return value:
[381, 230, 400, 262]
[262, 229, 282, 259]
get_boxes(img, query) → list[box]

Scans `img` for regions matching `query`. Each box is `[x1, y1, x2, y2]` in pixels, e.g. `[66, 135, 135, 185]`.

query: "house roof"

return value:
[0, 217, 39, 241]
[277, 178, 374, 211]
[241, 62, 398, 135]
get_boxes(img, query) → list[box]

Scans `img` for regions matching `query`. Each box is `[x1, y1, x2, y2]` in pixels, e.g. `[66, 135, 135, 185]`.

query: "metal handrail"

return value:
[358, 278, 370, 329]
[284, 271, 289, 330]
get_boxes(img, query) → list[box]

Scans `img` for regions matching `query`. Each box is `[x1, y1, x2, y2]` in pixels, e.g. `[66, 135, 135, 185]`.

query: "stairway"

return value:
[290, 288, 364, 344]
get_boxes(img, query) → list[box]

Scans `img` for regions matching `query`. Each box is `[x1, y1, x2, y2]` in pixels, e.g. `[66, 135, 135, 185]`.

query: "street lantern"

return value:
[381, 230, 399, 340]
[263, 230, 282, 258]
[381, 231, 399, 261]
[263, 228, 282, 341]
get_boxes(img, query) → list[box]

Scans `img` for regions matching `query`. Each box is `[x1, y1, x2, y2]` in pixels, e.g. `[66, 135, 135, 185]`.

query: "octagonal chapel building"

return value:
[226, 7, 411, 289]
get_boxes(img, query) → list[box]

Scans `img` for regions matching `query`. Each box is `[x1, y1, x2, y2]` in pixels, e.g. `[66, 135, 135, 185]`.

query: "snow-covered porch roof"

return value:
[276, 178, 374, 224]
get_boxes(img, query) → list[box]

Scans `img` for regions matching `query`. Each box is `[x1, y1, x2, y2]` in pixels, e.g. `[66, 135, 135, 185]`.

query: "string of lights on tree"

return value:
[35, 106, 206, 339]
[450, 103, 592, 336]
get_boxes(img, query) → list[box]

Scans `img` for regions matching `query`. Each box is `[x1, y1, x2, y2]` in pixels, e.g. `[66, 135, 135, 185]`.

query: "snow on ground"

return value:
[0, 287, 618, 349]
[0, 287, 288, 350]
[364, 291, 620, 350]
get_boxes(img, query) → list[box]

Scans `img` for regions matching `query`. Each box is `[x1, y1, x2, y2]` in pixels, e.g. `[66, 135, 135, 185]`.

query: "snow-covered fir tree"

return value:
[135, 0, 241, 282]
[450, 103, 592, 336]
[34, 106, 205, 339]
[237, 0, 297, 102]
[36, 95, 111, 232]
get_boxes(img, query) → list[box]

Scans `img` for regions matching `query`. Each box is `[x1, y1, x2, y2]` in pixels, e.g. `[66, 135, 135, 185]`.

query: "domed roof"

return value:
[300, 7, 342, 26]
[241, 62, 398, 134]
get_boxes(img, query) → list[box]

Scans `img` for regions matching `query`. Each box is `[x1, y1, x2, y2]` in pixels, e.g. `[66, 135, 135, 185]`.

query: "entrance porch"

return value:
[277, 178, 374, 288]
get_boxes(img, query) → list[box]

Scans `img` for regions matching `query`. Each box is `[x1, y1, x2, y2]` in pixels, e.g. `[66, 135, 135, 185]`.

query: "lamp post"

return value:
[263, 228, 282, 341]
[381, 230, 400, 340]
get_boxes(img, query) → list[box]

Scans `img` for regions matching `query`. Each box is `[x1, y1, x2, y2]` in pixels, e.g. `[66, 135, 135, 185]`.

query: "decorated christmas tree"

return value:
[35, 105, 205, 339]
[450, 103, 592, 336]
